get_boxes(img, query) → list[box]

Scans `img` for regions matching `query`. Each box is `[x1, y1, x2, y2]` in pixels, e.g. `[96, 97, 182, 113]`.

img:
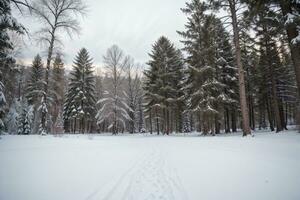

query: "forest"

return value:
[1, 0, 300, 199]
[0, 0, 299, 136]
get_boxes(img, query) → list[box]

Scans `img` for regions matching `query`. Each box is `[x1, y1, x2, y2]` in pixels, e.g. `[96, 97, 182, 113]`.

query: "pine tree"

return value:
[26, 54, 44, 105]
[239, 24, 258, 131]
[243, 0, 300, 100]
[52, 54, 65, 102]
[243, 0, 300, 131]
[25, 55, 45, 134]
[143, 49, 160, 134]
[144, 36, 185, 135]
[254, 8, 291, 132]
[0, 0, 25, 132]
[278, 45, 298, 127]
[256, 33, 297, 132]
[17, 99, 33, 135]
[0, 0, 24, 64]
[215, 18, 239, 133]
[54, 110, 64, 133]
[64, 48, 96, 133]
[178, 2, 236, 135]
[5, 98, 22, 134]
[209, 0, 252, 136]
[169, 50, 186, 133]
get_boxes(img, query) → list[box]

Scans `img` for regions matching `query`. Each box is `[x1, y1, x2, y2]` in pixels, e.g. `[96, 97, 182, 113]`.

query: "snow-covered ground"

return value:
[1, 130, 300, 200]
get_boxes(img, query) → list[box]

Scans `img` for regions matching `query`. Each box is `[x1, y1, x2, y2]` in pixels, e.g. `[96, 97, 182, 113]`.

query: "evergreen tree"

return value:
[256, 34, 297, 132]
[254, 8, 290, 132]
[52, 54, 65, 103]
[215, 18, 239, 133]
[278, 45, 298, 127]
[25, 55, 45, 134]
[144, 36, 185, 135]
[17, 99, 33, 135]
[239, 23, 259, 131]
[243, 0, 300, 131]
[209, 0, 252, 136]
[169, 50, 186, 133]
[26, 54, 44, 105]
[53, 110, 64, 133]
[0, 0, 25, 132]
[178, 2, 235, 134]
[64, 48, 96, 133]
[143, 49, 160, 134]
[243, 0, 300, 100]
[5, 98, 21, 134]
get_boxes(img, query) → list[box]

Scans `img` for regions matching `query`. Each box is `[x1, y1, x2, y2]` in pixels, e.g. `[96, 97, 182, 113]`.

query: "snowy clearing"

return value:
[1, 131, 300, 200]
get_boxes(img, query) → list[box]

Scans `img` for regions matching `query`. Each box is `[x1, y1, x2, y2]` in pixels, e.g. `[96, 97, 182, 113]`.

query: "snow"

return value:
[285, 13, 296, 25]
[291, 32, 300, 45]
[0, 130, 300, 200]
[0, 91, 6, 106]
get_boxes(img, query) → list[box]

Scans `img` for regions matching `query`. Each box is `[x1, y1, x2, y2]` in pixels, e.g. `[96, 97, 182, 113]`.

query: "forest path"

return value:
[87, 144, 188, 200]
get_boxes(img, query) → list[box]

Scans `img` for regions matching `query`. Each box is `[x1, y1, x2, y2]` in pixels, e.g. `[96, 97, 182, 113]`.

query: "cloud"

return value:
[14, 0, 187, 69]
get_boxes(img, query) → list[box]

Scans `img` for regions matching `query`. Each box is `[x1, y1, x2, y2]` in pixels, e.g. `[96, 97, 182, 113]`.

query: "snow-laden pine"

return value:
[64, 48, 96, 133]
[178, 2, 237, 135]
[144, 36, 186, 134]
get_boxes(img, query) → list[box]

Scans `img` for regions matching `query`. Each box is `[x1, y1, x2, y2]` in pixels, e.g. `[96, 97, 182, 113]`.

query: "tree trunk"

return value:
[155, 107, 160, 135]
[229, 0, 251, 136]
[198, 112, 201, 132]
[279, 100, 287, 130]
[265, 39, 283, 132]
[280, 2, 300, 131]
[231, 109, 237, 132]
[74, 118, 77, 134]
[166, 106, 170, 135]
[215, 115, 220, 134]
[41, 28, 56, 134]
[190, 113, 194, 132]
[149, 110, 153, 134]
[266, 98, 275, 131]
[259, 101, 266, 129]
[225, 108, 230, 133]
[280, 2, 300, 99]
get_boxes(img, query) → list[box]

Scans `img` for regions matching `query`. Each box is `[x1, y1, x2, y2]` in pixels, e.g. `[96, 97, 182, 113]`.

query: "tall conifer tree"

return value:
[64, 48, 96, 133]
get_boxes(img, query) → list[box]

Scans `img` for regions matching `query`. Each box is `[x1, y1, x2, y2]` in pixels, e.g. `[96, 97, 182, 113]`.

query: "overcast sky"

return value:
[16, 0, 189, 69]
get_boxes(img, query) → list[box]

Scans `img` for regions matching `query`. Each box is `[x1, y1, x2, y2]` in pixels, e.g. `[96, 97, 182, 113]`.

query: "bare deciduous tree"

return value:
[31, 0, 86, 134]
[96, 45, 131, 135]
[124, 57, 143, 133]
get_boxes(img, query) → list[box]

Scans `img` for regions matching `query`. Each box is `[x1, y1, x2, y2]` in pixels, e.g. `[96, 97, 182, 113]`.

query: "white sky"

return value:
[15, 0, 189, 70]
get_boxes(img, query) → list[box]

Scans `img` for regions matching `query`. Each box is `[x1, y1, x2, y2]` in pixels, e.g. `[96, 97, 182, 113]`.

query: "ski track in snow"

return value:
[87, 147, 188, 200]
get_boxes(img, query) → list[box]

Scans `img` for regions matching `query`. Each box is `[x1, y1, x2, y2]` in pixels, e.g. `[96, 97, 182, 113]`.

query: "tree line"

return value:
[0, 0, 299, 136]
